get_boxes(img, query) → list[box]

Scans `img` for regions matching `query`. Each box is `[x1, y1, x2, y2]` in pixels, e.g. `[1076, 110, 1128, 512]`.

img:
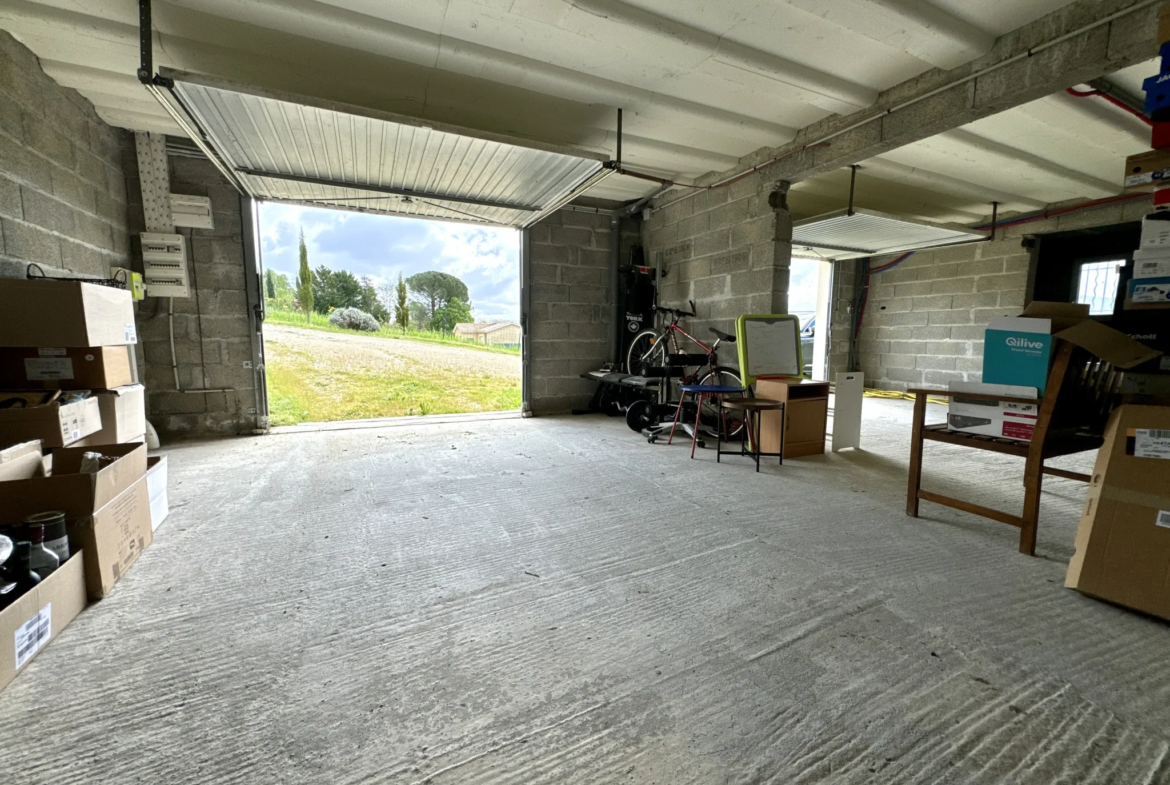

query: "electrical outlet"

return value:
[243, 360, 253, 369]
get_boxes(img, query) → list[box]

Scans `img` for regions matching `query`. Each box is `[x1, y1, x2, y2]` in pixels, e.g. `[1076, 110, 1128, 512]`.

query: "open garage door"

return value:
[145, 68, 613, 229]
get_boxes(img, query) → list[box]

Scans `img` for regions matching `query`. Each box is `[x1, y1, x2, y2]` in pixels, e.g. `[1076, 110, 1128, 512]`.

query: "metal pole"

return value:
[847, 165, 859, 215]
[988, 201, 999, 242]
[137, 0, 152, 84]
[616, 108, 623, 168]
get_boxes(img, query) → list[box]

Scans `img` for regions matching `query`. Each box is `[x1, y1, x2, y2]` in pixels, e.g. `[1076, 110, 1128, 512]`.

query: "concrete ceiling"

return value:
[0, 0, 1154, 224]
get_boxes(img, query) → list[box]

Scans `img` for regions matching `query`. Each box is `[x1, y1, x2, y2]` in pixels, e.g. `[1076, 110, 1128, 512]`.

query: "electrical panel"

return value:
[170, 194, 215, 229]
[140, 232, 190, 298]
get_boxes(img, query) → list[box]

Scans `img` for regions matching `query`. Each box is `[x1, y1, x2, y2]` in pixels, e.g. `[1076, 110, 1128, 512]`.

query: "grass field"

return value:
[264, 305, 521, 355]
[263, 323, 521, 426]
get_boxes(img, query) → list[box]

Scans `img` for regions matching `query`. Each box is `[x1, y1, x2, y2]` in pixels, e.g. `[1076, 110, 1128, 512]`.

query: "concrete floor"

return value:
[3, 399, 1169, 784]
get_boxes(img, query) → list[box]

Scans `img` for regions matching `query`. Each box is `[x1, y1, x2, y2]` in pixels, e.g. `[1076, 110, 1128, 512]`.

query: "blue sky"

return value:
[258, 202, 521, 322]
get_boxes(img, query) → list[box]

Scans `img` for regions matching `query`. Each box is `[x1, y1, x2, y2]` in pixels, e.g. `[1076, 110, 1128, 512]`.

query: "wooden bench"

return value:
[906, 342, 1120, 556]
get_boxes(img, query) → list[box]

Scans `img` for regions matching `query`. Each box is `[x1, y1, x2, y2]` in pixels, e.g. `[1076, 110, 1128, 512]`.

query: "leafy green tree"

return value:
[395, 273, 409, 334]
[406, 271, 470, 322]
[358, 276, 388, 322]
[296, 229, 313, 323]
[432, 297, 473, 333]
[265, 269, 292, 301]
[409, 302, 431, 331]
[312, 265, 363, 315]
[265, 268, 277, 299]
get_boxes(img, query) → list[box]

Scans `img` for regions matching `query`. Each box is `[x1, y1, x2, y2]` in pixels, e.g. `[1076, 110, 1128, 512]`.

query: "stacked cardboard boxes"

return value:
[0, 280, 156, 692]
[0, 280, 145, 448]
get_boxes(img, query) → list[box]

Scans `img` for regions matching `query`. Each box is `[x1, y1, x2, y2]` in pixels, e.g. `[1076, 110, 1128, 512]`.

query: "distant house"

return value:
[454, 321, 522, 346]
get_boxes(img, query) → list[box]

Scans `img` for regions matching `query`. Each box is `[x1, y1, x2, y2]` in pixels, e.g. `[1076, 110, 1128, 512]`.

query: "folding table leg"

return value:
[667, 392, 686, 445]
[690, 393, 704, 458]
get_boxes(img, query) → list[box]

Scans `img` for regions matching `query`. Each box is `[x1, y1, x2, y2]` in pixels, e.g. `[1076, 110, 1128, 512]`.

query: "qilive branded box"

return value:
[982, 303, 1161, 394]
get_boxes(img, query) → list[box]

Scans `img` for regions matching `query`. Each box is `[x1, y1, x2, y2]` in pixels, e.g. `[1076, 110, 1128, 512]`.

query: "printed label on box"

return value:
[1135, 429, 1170, 459]
[36, 348, 67, 357]
[14, 603, 51, 669]
[24, 357, 74, 381]
[1157, 511, 1170, 529]
[124, 323, 137, 343]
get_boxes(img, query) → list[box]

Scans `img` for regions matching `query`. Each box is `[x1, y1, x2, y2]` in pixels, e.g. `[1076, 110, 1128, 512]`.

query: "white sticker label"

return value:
[24, 357, 74, 381]
[124, 323, 137, 343]
[1157, 511, 1170, 529]
[14, 603, 51, 669]
[1135, 429, 1170, 460]
[36, 348, 67, 357]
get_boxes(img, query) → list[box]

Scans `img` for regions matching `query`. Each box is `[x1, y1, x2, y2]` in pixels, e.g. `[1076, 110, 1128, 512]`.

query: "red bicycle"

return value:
[625, 302, 745, 437]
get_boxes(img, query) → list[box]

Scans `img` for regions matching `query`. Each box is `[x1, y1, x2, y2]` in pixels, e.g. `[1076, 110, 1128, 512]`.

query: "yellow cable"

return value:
[862, 389, 949, 406]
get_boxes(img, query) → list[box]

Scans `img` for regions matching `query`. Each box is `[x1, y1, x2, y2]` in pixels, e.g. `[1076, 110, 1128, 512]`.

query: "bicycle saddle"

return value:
[709, 327, 736, 343]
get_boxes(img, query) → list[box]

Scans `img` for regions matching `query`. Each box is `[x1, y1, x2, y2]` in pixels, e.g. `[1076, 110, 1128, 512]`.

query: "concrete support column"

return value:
[769, 181, 792, 314]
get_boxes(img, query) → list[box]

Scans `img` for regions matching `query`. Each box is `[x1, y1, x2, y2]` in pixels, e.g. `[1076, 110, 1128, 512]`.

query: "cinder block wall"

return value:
[126, 151, 264, 438]
[641, 177, 788, 345]
[528, 207, 639, 414]
[0, 31, 131, 280]
[850, 200, 1151, 390]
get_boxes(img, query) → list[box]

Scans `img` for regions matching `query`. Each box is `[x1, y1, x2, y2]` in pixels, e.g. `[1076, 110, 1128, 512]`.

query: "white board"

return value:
[743, 318, 801, 378]
[832, 372, 863, 452]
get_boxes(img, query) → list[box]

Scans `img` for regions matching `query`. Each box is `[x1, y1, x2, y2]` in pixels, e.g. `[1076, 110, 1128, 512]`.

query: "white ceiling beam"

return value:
[1050, 89, 1150, 147]
[940, 129, 1121, 196]
[787, 0, 994, 69]
[566, 0, 878, 110]
[860, 156, 1047, 210]
[671, 0, 1161, 193]
[158, 0, 797, 143]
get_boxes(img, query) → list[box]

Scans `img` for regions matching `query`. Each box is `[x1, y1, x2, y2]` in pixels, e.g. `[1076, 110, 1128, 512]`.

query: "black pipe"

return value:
[137, 0, 152, 84]
[847, 165, 859, 216]
[616, 108, 623, 169]
[987, 201, 999, 242]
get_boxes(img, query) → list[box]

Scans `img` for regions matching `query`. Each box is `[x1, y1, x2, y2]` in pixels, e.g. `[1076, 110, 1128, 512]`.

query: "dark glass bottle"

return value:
[0, 542, 42, 611]
[24, 512, 68, 563]
[25, 523, 59, 578]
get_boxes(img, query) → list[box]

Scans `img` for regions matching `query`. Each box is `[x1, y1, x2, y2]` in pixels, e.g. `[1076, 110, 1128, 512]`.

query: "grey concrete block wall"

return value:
[0, 31, 131, 280]
[846, 199, 1151, 391]
[641, 173, 790, 353]
[528, 207, 639, 415]
[126, 152, 263, 438]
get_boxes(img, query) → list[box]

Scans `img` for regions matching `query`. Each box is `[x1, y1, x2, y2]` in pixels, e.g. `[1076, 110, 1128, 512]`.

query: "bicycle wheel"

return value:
[698, 366, 747, 439]
[627, 331, 664, 376]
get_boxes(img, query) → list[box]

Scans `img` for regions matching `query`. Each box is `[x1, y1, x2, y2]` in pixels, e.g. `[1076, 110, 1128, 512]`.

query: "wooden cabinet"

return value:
[755, 378, 830, 458]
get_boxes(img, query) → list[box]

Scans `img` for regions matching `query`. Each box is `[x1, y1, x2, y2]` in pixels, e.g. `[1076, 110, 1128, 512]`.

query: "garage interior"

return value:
[2, 1, 1170, 782]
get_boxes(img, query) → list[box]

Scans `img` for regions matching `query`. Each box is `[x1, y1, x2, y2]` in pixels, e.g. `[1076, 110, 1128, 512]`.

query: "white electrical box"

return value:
[141, 232, 191, 298]
[170, 194, 214, 229]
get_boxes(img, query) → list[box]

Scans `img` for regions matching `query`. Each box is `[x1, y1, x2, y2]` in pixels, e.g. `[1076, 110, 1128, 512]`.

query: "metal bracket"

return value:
[135, 131, 173, 232]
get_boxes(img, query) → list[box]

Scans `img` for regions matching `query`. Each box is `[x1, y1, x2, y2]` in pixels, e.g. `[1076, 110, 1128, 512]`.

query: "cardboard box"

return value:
[947, 382, 1039, 441]
[0, 280, 137, 348]
[1133, 249, 1170, 280]
[1113, 310, 1170, 374]
[1066, 406, 1170, 620]
[74, 385, 146, 446]
[147, 455, 169, 532]
[1121, 373, 1170, 402]
[0, 395, 100, 449]
[0, 553, 86, 694]
[0, 346, 134, 390]
[0, 443, 151, 600]
[983, 303, 1162, 393]
[1126, 277, 1170, 309]
[1123, 149, 1170, 192]
[1140, 215, 1170, 249]
[0, 440, 46, 482]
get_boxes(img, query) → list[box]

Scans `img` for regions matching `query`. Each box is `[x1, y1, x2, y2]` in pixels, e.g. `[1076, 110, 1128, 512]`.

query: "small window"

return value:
[1075, 259, 1125, 316]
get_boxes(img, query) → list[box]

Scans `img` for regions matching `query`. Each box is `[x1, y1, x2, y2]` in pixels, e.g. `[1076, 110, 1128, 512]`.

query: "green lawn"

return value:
[262, 309, 522, 426]
[264, 304, 520, 355]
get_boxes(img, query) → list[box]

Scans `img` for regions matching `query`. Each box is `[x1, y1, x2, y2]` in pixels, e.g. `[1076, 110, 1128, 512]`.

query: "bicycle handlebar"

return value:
[655, 300, 697, 318]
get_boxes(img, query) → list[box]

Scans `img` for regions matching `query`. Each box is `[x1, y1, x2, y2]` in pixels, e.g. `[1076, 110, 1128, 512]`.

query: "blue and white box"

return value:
[1128, 277, 1170, 307]
[982, 317, 1053, 394]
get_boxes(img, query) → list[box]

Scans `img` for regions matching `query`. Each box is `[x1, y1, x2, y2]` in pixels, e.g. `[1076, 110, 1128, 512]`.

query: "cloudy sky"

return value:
[258, 202, 521, 322]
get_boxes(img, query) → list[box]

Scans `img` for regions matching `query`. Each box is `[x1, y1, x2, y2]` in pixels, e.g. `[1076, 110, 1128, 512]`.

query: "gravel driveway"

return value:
[263, 324, 521, 378]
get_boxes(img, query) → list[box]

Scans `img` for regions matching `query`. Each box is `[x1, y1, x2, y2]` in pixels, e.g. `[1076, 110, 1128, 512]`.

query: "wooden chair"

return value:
[906, 342, 1121, 555]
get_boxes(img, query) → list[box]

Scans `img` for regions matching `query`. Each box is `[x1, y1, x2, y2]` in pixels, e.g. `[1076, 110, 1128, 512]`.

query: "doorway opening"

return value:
[789, 257, 833, 379]
[257, 202, 522, 427]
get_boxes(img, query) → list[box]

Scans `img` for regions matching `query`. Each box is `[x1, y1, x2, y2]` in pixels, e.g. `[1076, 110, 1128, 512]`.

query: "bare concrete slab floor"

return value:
[2, 399, 1168, 783]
